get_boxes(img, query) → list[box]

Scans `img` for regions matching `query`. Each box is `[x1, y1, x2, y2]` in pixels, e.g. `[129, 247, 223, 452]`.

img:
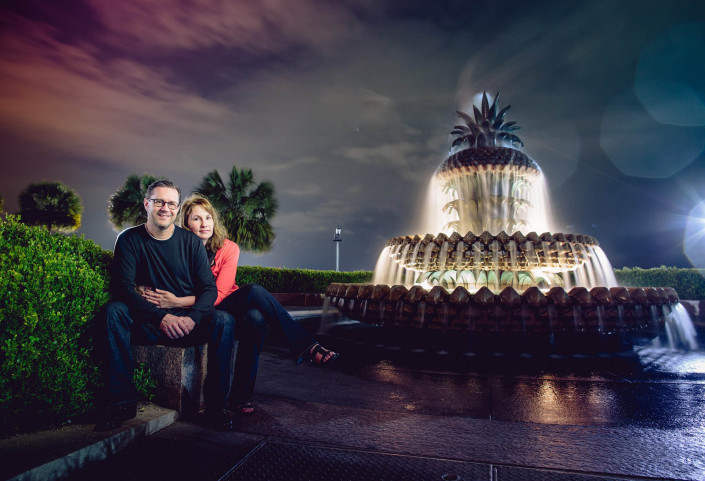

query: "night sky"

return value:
[1, 1, 704, 272]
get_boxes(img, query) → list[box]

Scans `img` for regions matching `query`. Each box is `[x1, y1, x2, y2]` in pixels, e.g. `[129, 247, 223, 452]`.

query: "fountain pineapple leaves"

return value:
[451, 92, 524, 150]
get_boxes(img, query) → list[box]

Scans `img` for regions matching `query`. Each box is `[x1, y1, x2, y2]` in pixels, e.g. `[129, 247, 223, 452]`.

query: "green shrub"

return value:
[133, 362, 157, 402]
[0, 215, 112, 436]
[236, 266, 373, 293]
[615, 266, 705, 300]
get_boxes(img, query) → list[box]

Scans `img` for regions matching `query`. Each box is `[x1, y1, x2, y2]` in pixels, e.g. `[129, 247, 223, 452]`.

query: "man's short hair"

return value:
[146, 179, 181, 203]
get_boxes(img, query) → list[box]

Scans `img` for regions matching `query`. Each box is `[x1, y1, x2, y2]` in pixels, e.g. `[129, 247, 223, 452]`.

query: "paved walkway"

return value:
[2, 312, 705, 481]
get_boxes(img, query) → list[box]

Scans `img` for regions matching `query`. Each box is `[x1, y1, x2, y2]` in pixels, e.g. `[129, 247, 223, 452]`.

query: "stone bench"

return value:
[132, 343, 236, 419]
[130, 295, 322, 418]
[132, 344, 206, 419]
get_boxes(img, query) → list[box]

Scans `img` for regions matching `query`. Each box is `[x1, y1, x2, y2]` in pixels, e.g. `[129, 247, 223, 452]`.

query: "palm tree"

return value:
[196, 166, 277, 252]
[451, 91, 523, 150]
[108, 174, 159, 230]
[18, 181, 83, 233]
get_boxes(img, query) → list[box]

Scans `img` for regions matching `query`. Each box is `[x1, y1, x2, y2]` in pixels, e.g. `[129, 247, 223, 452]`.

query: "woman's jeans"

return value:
[218, 283, 316, 404]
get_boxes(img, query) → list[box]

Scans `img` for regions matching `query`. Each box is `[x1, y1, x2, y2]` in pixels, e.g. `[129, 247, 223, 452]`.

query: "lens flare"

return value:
[684, 200, 705, 270]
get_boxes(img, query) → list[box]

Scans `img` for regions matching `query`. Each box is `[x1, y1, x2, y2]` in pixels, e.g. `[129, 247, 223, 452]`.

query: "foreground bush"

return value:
[0, 215, 112, 436]
[236, 266, 373, 293]
[615, 266, 705, 300]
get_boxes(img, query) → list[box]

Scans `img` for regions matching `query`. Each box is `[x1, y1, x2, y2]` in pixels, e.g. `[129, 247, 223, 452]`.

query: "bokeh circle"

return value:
[684, 200, 705, 270]
[600, 89, 704, 178]
[635, 23, 705, 127]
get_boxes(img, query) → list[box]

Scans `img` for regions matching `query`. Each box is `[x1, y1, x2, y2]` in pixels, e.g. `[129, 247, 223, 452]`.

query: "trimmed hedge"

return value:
[236, 265, 373, 293]
[236, 265, 705, 299]
[615, 266, 705, 300]
[0, 216, 112, 436]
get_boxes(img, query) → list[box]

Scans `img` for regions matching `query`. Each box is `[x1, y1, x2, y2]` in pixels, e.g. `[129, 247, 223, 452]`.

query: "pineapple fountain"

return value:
[326, 92, 696, 351]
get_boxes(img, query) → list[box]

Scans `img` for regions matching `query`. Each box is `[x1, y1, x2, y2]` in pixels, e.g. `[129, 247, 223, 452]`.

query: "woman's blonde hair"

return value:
[179, 194, 228, 254]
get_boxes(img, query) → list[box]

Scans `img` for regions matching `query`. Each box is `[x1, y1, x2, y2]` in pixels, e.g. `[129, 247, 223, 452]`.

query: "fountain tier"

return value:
[373, 141, 616, 292]
[374, 230, 614, 292]
[424, 146, 551, 236]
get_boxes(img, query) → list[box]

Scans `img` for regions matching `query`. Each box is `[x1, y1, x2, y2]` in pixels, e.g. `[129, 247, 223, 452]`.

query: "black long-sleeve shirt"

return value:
[110, 225, 216, 327]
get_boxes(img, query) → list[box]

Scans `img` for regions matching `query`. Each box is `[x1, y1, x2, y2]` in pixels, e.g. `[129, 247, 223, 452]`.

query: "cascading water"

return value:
[328, 91, 697, 351]
[373, 143, 616, 293]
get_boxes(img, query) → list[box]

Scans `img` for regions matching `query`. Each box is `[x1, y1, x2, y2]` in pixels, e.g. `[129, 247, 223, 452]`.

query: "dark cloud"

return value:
[1, 0, 705, 272]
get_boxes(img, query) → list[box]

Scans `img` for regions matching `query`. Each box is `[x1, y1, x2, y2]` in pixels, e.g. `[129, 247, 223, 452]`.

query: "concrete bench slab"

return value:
[132, 345, 208, 419]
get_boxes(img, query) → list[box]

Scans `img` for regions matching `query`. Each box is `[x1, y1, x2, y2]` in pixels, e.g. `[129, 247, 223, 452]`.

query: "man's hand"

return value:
[139, 286, 195, 309]
[159, 314, 195, 339]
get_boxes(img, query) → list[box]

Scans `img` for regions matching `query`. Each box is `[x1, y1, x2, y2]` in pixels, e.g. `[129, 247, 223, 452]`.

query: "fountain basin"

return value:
[325, 283, 682, 350]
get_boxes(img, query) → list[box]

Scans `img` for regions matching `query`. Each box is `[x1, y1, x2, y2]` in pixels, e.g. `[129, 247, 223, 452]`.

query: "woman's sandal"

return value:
[234, 402, 255, 415]
[301, 343, 339, 367]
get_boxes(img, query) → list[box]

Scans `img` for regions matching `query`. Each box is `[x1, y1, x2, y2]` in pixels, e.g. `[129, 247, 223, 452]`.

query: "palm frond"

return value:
[108, 174, 158, 230]
[196, 165, 277, 252]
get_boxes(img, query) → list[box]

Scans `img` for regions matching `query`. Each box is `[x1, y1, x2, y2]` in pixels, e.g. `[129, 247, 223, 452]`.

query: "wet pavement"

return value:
[31, 315, 705, 480]
[326, 346, 705, 431]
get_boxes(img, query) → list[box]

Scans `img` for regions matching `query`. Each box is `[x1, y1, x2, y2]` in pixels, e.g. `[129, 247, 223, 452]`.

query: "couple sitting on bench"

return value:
[96, 179, 338, 431]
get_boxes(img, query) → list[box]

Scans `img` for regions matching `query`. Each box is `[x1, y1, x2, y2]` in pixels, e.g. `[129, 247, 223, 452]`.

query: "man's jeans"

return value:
[102, 301, 235, 411]
[217, 283, 316, 404]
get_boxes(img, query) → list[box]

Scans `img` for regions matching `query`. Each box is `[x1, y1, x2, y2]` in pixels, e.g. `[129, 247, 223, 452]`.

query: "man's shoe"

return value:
[94, 402, 138, 431]
[205, 408, 235, 431]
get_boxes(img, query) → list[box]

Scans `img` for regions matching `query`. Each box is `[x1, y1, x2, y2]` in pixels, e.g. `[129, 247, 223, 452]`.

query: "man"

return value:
[96, 179, 236, 431]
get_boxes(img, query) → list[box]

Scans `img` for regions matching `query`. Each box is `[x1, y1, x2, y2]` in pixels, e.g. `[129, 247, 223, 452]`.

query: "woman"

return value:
[140, 194, 339, 414]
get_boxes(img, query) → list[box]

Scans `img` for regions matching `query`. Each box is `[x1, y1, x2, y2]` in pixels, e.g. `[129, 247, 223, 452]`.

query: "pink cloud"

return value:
[0, 12, 236, 169]
[86, 0, 368, 54]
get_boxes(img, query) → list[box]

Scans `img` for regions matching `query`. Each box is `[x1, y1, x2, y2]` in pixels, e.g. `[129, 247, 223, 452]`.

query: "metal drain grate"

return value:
[221, 441, 653, 481]
[495, 465, 646, 481]
[220, 441, 488, 481]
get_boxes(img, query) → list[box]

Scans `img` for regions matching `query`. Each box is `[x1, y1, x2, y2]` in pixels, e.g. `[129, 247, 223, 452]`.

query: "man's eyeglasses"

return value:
[148, 198, 180, 210]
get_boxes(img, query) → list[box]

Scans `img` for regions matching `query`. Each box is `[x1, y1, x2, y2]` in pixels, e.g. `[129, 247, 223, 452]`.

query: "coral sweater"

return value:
[211, 239, 240, 305]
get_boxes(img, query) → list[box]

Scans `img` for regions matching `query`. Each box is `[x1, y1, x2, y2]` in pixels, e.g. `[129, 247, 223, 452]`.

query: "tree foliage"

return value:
[108, 174, 159, 230]
[18, 181, 83, 233]
[196, 166, 278, 252]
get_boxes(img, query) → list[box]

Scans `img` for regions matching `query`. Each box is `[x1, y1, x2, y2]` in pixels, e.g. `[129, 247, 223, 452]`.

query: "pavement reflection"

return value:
[303, 320, 705, 431]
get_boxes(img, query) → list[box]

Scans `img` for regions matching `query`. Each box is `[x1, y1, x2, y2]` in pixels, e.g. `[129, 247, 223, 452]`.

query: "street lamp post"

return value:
[333, 226, 342, 271]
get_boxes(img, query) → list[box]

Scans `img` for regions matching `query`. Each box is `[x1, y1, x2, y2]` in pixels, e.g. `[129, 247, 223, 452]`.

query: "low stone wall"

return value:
[272, 292, 324, 306]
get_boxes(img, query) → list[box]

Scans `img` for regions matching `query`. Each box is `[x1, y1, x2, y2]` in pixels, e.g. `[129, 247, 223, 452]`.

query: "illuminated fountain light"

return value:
[684, 200, 705, 270]
[328, 91, 696, 351]
[419, 150, 553, 236]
